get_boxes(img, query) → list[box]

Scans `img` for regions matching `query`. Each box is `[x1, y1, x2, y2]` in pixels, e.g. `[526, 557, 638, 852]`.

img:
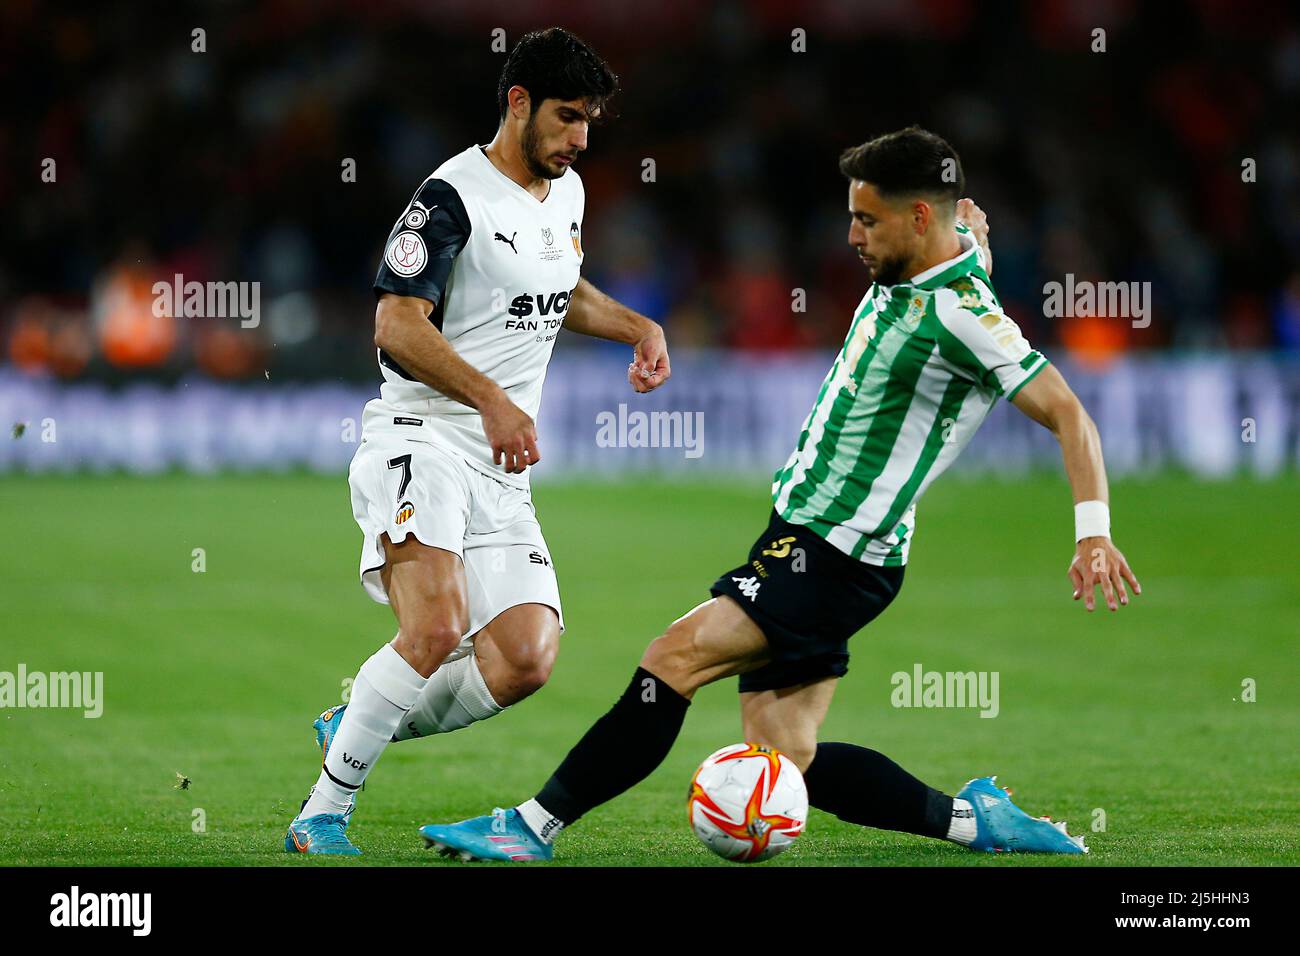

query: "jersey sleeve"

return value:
[373, 178, 472, 305]
[933, 289, 1049, 399]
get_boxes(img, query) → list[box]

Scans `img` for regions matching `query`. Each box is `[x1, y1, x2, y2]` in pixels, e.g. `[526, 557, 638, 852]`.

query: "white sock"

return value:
[392, 652, 504, 741]
[300, 643, 427, 818]
[946, 797, 978, 845]
[516, 798, 565, 844]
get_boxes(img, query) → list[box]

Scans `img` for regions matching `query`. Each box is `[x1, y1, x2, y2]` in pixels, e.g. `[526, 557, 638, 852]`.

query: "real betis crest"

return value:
[903, 295, 926, 328]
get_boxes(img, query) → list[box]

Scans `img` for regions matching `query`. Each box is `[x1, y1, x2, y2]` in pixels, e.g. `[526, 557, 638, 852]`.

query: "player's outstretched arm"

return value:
[566, 278, 671, 393]
[1010, 365, 1142, 611]
[374, 292, 540, 473]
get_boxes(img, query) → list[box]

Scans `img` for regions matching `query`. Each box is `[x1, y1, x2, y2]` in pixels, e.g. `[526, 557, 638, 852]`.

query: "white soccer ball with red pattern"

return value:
[687, 742, 808, 862]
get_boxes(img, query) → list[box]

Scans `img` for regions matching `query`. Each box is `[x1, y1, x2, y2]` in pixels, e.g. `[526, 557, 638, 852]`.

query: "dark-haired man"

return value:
[417, 126, 1141, 861]
[285, 28, 671, 855]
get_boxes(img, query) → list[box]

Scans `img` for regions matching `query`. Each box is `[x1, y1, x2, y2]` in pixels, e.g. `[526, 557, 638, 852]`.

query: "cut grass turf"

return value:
[0, 472, 1296, 866]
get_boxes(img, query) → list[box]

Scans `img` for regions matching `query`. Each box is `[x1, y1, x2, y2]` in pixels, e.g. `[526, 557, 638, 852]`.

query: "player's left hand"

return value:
[628, 324, 671, 393]
[956, 198, 992, 276]
[1068, 536, 1141, 612]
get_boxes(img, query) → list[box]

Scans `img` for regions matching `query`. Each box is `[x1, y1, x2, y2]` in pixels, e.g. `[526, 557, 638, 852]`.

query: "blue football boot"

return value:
[284, 808, 361, 856]
[957, 775, 1088, 854]
[419, 807, 553, 862]
[282, 705, 361, 855]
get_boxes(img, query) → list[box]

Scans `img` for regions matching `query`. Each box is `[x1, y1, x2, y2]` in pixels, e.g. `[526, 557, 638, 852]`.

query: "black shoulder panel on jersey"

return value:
[373, 178, 471, 308]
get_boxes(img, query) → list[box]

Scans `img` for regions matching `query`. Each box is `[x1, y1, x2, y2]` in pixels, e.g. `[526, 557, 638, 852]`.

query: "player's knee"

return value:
[475, 608, 560, 705]
[500, 638, 556, 700]
[640, 619, 706, 692]
[396, 620, 464, 675]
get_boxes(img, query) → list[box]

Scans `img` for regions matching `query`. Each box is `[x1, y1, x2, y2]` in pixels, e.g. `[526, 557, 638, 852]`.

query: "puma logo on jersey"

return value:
[404, 201, 436, 229]
[494, 231, 518, 254]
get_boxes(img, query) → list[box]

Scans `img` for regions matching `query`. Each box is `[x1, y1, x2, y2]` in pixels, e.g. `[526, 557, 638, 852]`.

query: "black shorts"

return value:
[709, 512, 905, 693]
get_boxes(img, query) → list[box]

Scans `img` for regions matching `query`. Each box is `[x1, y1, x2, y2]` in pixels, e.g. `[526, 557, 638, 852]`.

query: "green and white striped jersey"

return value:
[772, 227, 1048, 566]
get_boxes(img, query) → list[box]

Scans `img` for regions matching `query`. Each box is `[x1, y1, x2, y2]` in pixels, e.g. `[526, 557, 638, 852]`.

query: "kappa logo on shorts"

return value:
[731, 576, 762, 602]
[395, 500, 415, 525]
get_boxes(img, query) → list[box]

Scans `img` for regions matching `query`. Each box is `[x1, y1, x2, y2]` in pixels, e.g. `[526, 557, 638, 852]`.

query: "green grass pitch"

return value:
[0, 472, 1296, 866]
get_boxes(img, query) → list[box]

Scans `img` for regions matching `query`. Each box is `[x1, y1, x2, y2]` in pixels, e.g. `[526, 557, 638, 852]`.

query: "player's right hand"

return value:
[628, 324, 671, 394]
[956, 198, 992, 276]
[482, 396, 541, 474]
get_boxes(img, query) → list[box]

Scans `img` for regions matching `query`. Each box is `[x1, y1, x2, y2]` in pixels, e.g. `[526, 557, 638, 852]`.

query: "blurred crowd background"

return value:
[4, 0, 1300, 384]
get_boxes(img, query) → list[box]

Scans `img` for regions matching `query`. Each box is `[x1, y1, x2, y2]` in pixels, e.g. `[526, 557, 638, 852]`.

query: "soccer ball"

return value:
[687, 742, 808, 862]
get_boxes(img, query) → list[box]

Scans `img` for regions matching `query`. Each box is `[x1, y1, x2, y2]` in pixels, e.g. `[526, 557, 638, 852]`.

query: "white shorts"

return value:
[348, 432, 563, 661]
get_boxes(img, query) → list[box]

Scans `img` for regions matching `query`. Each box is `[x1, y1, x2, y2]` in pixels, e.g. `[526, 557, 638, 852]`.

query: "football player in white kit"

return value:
[285, 28, 670, 855]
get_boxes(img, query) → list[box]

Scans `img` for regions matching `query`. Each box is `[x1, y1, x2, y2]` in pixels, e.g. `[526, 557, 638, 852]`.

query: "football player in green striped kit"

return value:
[418, 126, 1142, 860]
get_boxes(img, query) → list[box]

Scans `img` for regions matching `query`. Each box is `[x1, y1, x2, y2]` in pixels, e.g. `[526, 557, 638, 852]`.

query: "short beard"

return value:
[871, 255, 908, 286]
[521, 114, 563, 180]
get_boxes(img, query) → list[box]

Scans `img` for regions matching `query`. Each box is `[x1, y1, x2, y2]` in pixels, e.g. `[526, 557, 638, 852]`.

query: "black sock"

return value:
[534, 667, 690, 826]
[803, 742, 953, 840]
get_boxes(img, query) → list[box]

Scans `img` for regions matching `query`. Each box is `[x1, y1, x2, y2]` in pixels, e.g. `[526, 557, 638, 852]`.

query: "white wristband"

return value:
[1074, 500, 1110, 541]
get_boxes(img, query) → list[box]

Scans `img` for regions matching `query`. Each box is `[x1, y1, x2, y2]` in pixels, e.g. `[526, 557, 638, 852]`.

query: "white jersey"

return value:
[369, 144, 586, 488]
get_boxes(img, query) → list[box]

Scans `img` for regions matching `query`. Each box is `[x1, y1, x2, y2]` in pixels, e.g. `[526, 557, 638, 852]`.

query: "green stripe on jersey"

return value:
[772, 228, 1042, 566]
[783, 300, 923, 526]
[874, 373, 975, 535]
